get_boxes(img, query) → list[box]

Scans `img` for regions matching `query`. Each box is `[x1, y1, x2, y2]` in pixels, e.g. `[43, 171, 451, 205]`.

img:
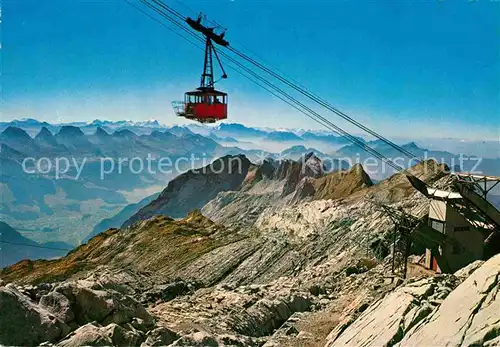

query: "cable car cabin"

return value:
[173, 89, 227, 123]
[172, 15, 229, 123]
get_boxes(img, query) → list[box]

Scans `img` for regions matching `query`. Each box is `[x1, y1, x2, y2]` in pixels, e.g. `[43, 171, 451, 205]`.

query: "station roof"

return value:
[453, 172, 500, 182]
[427, 188, 462, 200]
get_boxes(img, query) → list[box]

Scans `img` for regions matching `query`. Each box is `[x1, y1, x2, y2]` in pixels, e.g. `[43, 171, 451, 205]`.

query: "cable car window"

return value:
[429, 219, 445, 233]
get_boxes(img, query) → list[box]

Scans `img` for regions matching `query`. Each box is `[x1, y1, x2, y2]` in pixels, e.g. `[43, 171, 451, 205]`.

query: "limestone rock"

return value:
[279, 153, 324, 197]
[399, 254, 500, 346]
[39, 291, 75, 324]
[141, 280, 193, 303]
[171, 331, 218, 346]
[311, 163, 373, 201]
[104, 323, 143, 346]
[54, 281, 153, 326]
[124, 154, 252, 226]
[0, 284, 70, 346]
[56, 323, 113, 347]
[142, 326, 179, 346]
[230, 295, 311, 337]
[325, 276, 458, 347]
[453, 259, 485, 280]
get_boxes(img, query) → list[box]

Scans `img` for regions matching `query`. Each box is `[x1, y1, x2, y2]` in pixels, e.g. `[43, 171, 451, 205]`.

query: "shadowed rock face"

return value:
[0, 285, 71, 346]
[124, 153, 325, 229]
[201, 153, 330, 228]
[278, 153, 325, 197]
[123, 155, 252, 227]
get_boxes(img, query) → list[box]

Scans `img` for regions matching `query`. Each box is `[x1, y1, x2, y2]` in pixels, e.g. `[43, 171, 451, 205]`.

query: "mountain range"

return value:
[1, 118, 498, 263]
[0, 124, 230, 245]
[3, 150, 498, 346]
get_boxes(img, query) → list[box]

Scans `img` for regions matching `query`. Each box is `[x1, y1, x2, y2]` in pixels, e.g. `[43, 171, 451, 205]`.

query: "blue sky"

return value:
[3, 0, 499, 140]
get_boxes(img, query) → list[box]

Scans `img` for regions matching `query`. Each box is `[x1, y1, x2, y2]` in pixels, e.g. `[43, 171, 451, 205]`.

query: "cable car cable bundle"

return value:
[124, 0, 423, 174]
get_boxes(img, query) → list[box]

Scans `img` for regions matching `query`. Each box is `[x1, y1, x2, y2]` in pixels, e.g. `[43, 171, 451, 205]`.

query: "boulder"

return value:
[39, 291, 75, 324]
[0, 284, 70, 346]
[453, 259, 485, 280]
[104, 323, 143, 346]
[230, 294, 311, 337]
[55, 282, 154, 326]
[101, 291, 153, 327]
[56, 323, 112, 347]
[55, 284, 114, 324]
[142, 326, 180, 346]
[141, 280, 192, 303]
[171, 331, 218, 346]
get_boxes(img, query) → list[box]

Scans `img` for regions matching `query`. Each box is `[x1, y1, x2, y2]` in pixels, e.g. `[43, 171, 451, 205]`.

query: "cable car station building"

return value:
[410, 173, 500, 273]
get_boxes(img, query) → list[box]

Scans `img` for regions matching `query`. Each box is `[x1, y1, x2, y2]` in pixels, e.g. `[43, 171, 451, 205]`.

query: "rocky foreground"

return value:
[1, 154, 499, 346]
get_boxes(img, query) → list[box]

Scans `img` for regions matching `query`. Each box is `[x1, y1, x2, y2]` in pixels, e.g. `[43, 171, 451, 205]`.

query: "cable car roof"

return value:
[186, 88, 227, 96]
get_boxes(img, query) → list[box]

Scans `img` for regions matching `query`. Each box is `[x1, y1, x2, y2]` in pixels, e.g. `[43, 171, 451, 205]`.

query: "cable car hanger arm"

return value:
[212, 43, 228, 80]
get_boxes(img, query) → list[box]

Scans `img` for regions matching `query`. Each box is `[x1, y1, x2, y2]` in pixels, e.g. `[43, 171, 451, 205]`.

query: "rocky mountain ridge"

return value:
[1, 151, 498, 346]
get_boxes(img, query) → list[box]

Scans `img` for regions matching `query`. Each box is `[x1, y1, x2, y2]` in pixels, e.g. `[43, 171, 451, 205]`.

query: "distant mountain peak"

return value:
[266, 131, 303, 142]
[141, 119, 160, 127]
[95, 126, 110, 138]
[285, 145, 308, 152]
[2, 126, 32, 140]
[19, 118, 46, 124]
[113, 129, 137, 138]
[9, 118, 51, 126]
[34, 126, 59, 147]
[123, 154, 253, 227]
[218, 123, 248, 131]
[57, 126, 85, 137]
[35, 126, 54, 139]
[168, 125, 194, 137]
[403, 141, 425, 151]
[307, 163, 373, 201]
[280, 145, 326, 160]
[151, 130, 169, 138]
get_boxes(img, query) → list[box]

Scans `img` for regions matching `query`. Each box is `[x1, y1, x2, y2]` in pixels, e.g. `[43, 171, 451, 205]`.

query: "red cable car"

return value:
[173, 14, 229, 123]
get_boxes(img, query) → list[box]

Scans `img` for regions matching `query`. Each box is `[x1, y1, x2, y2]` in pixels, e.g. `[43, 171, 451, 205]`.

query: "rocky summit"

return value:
[1, 154, 499, 346]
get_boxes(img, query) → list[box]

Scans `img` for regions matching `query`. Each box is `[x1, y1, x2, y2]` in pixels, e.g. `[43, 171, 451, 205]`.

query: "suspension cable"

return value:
[0, 240, 73, 252]
[124, 0, 341, 139]
[124, 0, 406, 171]
[144, 0, 420, 162]
[227, 46, 421, 161]
[149, 0, 186, 21]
